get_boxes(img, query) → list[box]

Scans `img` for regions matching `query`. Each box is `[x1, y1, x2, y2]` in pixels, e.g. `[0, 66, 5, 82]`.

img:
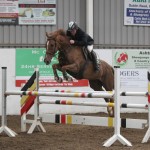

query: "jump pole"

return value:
[39, 88, 147, 96]
[103, 67, 132, 147]
[0, 67, 17, 137]
[5, 91, 114, 98]
[39, 100, 148, 109]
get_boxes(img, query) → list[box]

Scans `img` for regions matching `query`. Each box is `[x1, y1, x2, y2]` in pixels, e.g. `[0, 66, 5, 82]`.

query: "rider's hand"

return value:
[70, 40, 75, 44]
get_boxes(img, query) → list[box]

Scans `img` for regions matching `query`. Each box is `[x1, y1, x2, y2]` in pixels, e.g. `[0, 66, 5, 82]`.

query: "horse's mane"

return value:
[46, 29, 66, 39]
[46, 29, 71, 50]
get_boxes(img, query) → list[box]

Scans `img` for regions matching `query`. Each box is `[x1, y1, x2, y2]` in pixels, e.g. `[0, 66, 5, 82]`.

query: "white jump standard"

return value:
[0, 67, 17, 137]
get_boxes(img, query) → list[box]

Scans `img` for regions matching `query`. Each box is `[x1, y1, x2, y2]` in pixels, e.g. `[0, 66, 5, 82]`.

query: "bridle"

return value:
[46, 37, 58, 56]
[46, 35, 72, 58]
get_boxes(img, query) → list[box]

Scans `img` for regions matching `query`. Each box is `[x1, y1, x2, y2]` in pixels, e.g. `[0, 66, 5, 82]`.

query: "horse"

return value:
[44, 29, 114, 117]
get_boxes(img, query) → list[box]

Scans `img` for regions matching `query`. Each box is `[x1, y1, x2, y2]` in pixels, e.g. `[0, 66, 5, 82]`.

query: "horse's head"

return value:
[44, 30, 70, 65]
[44, 33, 58, 65]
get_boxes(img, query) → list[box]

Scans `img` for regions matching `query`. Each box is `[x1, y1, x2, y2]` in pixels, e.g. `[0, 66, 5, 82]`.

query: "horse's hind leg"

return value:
[102, 76, 114, 117]
[106, 99, 114, 117]
[89, 80, 114, 117]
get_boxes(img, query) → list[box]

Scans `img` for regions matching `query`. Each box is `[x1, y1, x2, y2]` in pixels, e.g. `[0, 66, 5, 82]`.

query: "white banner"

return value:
[124, 0, 150, 26]
[18, 0, 56, 25]
[0, 0, 18, 24]
[120, 69, 147, 89]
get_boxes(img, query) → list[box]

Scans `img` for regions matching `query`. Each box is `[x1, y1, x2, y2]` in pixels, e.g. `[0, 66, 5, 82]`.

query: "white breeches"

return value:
[87, 45, 93, 52]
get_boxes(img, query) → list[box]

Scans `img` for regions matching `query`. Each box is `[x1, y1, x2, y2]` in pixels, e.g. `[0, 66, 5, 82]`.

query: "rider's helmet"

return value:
[68, 21, 78, 31]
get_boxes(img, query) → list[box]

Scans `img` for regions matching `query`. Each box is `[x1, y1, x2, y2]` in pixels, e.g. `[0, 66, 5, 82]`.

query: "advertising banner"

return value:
[124, 0, 150, 26]
[16, 48, 88, 87]
[113, 49, 149, 89]
[0, 0, 18, 25]
[18, 0, 56, 25]
[113, 49, 150, 69]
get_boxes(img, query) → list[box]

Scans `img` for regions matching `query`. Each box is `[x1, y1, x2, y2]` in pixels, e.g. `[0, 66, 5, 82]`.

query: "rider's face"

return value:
[70, 29, 77, 36]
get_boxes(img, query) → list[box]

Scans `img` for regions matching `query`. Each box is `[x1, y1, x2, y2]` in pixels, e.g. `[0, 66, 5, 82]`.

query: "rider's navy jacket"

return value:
[66, 27, 94, 47]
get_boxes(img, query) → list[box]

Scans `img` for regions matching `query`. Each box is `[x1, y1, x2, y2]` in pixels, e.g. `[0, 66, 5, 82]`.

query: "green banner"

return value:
[16, 48, 61, 76]
[15, 48, 89, 87]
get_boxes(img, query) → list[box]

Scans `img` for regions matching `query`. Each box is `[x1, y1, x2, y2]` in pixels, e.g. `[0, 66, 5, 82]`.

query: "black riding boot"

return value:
[91, 51, 100, 71]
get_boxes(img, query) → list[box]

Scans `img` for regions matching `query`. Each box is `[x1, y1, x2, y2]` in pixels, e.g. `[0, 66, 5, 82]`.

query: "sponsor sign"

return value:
[120, 69, 147, 89]
[0, 0, 18, 25]
[113, 49, 149, 89]
[113, 49, 150, 69]
[16, 48, 88, 87]
[124, 0, 150, 26]
[18, 0, 56, 25]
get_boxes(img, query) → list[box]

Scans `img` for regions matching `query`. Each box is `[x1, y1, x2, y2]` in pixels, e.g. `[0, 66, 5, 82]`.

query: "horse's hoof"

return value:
[57, 77, 63, 83]
[54, 77, 59, 81]
[67, 77, 73, 82]
[55, 77, 63, 83]
[107, 106, 114, 117]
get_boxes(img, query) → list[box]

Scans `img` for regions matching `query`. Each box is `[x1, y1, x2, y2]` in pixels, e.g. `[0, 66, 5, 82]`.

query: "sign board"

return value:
[113, 49, 150, 69]
[0, 0, 18, 25]
[18, 0, 56, 25]
[16, 48, 88, 87]
[124, 0, 150, 26]
[113, 49, 149, 89]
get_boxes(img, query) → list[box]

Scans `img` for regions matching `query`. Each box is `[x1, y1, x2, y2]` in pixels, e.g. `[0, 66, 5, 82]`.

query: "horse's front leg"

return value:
[52, 64, 63, 83]
[52, 64, 73, 82]
[62, 71, 73, 81]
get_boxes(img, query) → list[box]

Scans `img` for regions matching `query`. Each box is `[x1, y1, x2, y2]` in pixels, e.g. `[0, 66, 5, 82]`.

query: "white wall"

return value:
[0, 49, 147, 115]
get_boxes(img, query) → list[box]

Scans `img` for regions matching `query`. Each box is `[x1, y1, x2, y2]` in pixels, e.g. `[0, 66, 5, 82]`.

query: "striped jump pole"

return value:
[39, 89, 105, 93]
[39, 89, 148, 97]
[120, 92, 148, 97]
[5, 90, 114, 98]
[0, 67, 17, 137]
[39, 99, 148, 109]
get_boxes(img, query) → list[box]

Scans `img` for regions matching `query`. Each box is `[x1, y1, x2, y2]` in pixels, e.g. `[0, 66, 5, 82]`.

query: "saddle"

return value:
[82, 47, 100, 64]
[82, 47, 91, 60]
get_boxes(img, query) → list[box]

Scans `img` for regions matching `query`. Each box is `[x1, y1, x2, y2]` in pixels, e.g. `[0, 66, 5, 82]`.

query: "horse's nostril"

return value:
[44, 60, 50, 65]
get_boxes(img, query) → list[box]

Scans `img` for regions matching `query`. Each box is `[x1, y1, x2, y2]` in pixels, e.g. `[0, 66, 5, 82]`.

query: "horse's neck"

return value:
[56, 34, 69, 50]
[60, 41, 71, 53]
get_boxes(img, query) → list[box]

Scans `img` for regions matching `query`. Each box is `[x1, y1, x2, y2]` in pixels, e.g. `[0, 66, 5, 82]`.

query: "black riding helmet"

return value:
[68, 21, 78, 31]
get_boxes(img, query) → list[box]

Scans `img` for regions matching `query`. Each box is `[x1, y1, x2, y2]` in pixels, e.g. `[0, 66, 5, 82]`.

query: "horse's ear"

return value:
[46, 32, 52, 38]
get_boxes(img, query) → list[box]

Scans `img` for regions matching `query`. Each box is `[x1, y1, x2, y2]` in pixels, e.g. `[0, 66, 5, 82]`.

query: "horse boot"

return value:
[91, 51, 100, 71]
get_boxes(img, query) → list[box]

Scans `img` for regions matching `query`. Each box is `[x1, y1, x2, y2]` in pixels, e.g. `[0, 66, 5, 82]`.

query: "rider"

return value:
[66, 21, 100, 71]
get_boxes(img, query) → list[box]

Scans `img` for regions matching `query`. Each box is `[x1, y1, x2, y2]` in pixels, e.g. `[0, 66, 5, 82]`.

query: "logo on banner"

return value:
[115, 52, 128, 66]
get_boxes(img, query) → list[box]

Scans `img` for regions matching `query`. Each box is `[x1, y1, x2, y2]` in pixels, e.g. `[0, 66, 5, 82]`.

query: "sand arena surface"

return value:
[0, 113, 150, 150]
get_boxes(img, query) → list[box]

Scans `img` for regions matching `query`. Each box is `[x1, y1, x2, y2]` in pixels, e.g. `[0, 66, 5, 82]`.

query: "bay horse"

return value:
[44, 29, 114, 117]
